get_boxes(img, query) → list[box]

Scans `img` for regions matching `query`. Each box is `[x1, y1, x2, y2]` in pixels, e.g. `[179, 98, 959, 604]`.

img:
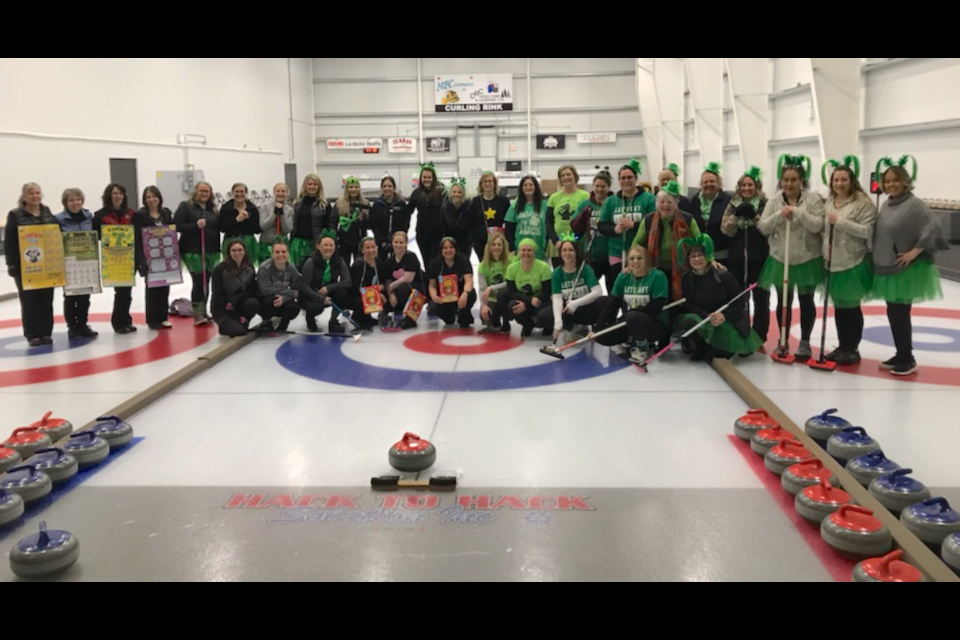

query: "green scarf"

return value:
[699, 191, 716, 221]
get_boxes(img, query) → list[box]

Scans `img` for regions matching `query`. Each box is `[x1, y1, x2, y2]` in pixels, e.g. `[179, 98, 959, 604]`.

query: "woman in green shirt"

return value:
[571, 170, 613, 290]
[478, 231, 515, 331]
[549, 236, 607, 345]
[597, 160, 656, 272]
[499, 239, 553, 337]
[505, 176, 548, 259]
[546, 165, 591, 266]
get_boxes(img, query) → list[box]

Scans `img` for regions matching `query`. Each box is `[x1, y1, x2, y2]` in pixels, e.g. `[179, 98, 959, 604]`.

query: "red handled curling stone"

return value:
[388, 433, 437, 473]
[853, 550, 924, 583]
[796, 479, 853, 525]
[804, 409, 852, 448]
[943, 533, 960, 576]
[869, 469, 931, 517]
[62, 432, 109, 470]
[9, 521, 80, 579]
[734, 409, 779, 442]
[0, 489, 24, 529]
[846, 450, 901, 488]
[782, 459, 839, 497]
[751, 425, 798, 457]
[821, 505, 892, 560]
[764, 439, 813, 477]
[30, 411, 73, 444]
[0, 447, 22, 475]
[3, 428, 53, 460]
[91, 415, 134, 451]
[826, 427, 880, 466]
[29, 448, 78, 486]
[0, 465, 52, 506]
[900, 498, 960, 552]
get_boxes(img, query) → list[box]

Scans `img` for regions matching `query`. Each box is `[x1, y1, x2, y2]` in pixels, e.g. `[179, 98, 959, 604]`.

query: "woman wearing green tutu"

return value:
[871, 156, 950, 376]
[757, 155, 825, 361]
[821, 157, 877, 365]
[290, 174, 331, 269]
[676, 236, 762, 361]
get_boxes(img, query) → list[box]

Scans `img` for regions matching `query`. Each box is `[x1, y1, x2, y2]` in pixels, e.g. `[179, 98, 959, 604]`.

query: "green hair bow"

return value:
[344, 176, 361, 187]
[677, 235, 716, 264]
[558, 232, 578, 244]
[703, 161, 722, 176]
[821, 155, 862, 184]
[665, 163, 681, 178]
[743, 166, 763, 182]
[777, 154, 812, 180]
[875, 155, 918, 192]
[626, 158, 644, 176]
[449, 177, 467, 189]
[320, 229, 337, 241]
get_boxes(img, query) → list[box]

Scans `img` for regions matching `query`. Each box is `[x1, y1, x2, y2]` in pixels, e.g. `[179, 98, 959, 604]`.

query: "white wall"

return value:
[0, 58, 315, 211]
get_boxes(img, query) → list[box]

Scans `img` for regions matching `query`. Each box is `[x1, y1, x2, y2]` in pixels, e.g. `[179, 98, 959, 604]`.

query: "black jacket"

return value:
[687, 190, 733, 252]
[174, 200, 220, 255]
[5, 205, 58, 275]
[370, 197, 411, 253]
[410, 187, 445, 236]
[299, 249, 351, 304]
[291, 197, 333, 241]
[726, 198, 769, 265]
[218, 200, 261, 239]
[441, 200, 480, 254]
[333, 201, 371, 254]
[350, 258, 386, 295]
[682, 268, 750, 338]
[469, 194, 511, 245]
[211, 261, 257, 322]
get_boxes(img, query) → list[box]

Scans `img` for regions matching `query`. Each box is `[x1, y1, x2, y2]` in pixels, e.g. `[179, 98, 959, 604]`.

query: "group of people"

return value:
[5, 155, 949, 374]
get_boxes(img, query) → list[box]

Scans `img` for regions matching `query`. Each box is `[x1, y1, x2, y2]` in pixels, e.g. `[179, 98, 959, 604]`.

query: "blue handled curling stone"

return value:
[0, 488, 24, 529]
[868, 469, 931, 517]
[826, 427, 880, 466]
[0, 465, 52, 506]
[846, 450, 900, 488]
[63, 432, 109, 470]
[900, 498, 960, 552]
[9, 521, 80, 579]
[942, 533, 960, 576]
[91, 415, 134, 451]
[29, 448, 78, 486]
[805, 409, 852, 448]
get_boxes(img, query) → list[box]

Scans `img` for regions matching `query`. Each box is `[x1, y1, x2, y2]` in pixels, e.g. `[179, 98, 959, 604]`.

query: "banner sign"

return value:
[435, 74, 513, 113]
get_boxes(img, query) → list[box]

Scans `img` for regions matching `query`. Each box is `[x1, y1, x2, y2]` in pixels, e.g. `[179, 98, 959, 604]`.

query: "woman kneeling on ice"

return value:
[549, 234, 607, 345]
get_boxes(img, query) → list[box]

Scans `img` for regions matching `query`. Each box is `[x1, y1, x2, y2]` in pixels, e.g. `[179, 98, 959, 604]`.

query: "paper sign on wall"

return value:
[388, 138, 417, 154]
[435, 74, 513, 113]
[326, 139, 384, 150]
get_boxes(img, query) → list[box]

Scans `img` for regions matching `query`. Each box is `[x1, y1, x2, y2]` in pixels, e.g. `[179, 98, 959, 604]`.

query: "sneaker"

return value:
[891, 359, 918, 376]
[611, 344, 629, 357]
[879, 356, 899, 371]
[28, 338, 45, 348]
[193, 316, 211, 327]
[628, 347, 649, 365]
[329, 319, 344, 334]
[795, 340, 812, 361]
[160, 321, 172, 329]
[499, 323, 511, 334]
[562, 330, 577, 345]
[520, 324, 533, 337]
[401, 318, 418, 330]
[80, 325, 99, 337]
[540, 327, 552, 338]
[305, 317, 319, 333]
[271, 317, 282, 330]
[824, 348, 843, 362]
[67, 327, 83, 340]
[148, 324, 163, 331]
[834, 350, 862, 366]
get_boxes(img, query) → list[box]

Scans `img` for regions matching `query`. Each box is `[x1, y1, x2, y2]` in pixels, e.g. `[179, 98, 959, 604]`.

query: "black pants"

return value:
[729, 261, 771, 342]
[591, 260, 612, 293]
[887, 302, 913, 360]
[496, 294, 545, 329]
[145, 286, 170, 328]
[190, 272, 208, 305]
[550, 297, 608, 332]
[63, 293, 91, 330]
[480, 294, 505, 327]
[774, 288, 816, 343]
[431, 289, 477, 326]
[112, 287, 133, 329]
[217, 298, 261, 337]
[259, 298, 301, 326]
[417, 231, 442, 271]
[595, 310, 666, 347]
[835, 306, 864, 352]
[300, 289, 351, 321]
[384, 283, 423, 315]
[14, 277, 54, 340]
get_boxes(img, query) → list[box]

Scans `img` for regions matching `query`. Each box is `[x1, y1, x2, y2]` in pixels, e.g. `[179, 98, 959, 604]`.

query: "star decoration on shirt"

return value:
[484, 207, 497, 221]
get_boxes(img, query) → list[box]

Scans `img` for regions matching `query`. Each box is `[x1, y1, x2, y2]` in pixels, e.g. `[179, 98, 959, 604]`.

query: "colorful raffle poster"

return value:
[63, 231, 102, 296]
[142, 226, 183, 288]
[404, 290, 427, 321]
[101, 225, 136, 288]
[19, 224, 66, 290]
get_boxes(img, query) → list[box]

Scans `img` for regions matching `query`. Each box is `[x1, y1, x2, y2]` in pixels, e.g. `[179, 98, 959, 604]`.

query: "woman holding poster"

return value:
[427, 237, 475, 328]
[56, 188, 98, 340]
[349, 237, 385, 330]
[383, 231, 425, 330]
[5, 182, 58, 347]
[136, 186, 176, 330]
[94, 183, 138, 334]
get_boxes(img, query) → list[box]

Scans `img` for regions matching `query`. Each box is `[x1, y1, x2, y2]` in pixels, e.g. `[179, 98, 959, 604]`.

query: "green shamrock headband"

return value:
[777, 154, 812, 180]
[821, 155, 861, 184]
[677, 235, 715, 264]
[875, 155, 918, 192]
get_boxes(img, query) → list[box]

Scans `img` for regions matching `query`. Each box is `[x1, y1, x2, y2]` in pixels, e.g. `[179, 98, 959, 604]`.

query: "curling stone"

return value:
[901, 498, 960, 552]
[91, 415, 134, 451]
[0, 488, 24, 528]
[30, 411, 73, 444]
[388, 433, 437, 473]
[9, 521, 80, 579]
[943, 533, 960, 576]
[764, 440, 813, 477]
[796, 479, 853, 525]
[805, 409, 853, 447]
[846, 450, 901, 488]
[62, 432, 109, 470]
[868, 469, 931, 517]
[29, 448, 78, 486]
[826, 427, 880, 466]
[751, 425, 797, 457]
[821, 505, 893, 561]
[0, 465, 52, 506]
[0, 447, 21, 474]
[782, 459, 839, 497]
[853, 550, 925, 583]
[734, 409, 779, 442]
[3, 428, 53, 460]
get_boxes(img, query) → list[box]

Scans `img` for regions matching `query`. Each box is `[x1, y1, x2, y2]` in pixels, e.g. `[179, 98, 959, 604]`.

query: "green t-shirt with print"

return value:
[478, 255, 516, 302]
[551, 263, 599, 300]
[575, 197, 608, 262]
[611, 268, 669, 324]
[599, 191, 656, 260]
[505, 200, 549, 260]
[548, 189, 591, 256]
[506, 259, 552, 296]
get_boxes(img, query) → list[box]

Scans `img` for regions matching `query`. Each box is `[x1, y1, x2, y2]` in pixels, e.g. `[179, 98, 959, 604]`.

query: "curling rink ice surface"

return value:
[1, 271, 959, 582]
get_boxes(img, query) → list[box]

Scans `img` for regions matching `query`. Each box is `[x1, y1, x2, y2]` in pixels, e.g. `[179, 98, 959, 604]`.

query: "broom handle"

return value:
[558, 297, 687, 353]
[778, 219, 792, 352]
[818, 222, 835, 359]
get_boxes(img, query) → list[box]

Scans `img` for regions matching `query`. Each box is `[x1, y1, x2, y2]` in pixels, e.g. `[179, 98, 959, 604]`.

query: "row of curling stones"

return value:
[0, 411, 77, 465]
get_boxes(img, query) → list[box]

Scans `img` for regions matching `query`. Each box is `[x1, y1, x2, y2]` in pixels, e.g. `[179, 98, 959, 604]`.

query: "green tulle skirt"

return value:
[871, 258, 943, 305]
[289, 237, 313, 270]
[182, 251, 222, 275]
[758, 257, 823, 294]
[258, 237, 286, 265]
[826, 259, 873, 309]
[679, 313, 764, 355]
